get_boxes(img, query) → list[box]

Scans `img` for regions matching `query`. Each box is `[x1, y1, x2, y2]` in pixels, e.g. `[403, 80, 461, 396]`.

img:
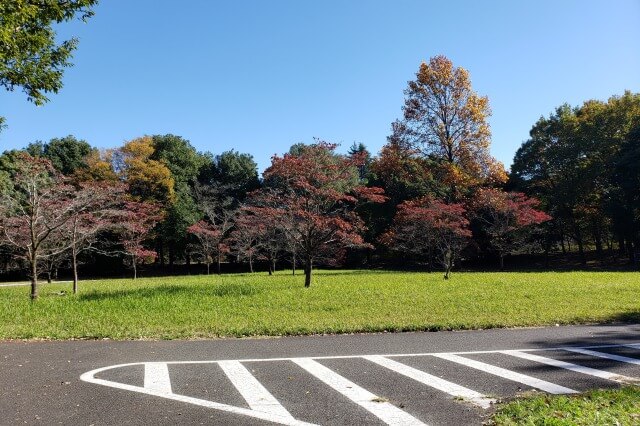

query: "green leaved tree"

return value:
[0, 0, 98, 131]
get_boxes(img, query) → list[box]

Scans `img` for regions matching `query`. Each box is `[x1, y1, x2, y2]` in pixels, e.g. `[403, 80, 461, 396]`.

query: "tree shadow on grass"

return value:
[79, 282, 261, 302]
[312, 269, 401, 277]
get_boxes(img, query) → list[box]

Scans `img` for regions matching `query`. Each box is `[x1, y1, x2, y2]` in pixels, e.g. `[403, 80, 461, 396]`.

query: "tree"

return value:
[0, 154, 76, 299]
[187, 220, 226, 275]
[381, 197, 471, 279]
[65, 181, 125, 293]
[150, 135, 205, 267]
[114, 136, 175, 204]
[26, 135, 94, 175]
[262, 142, 385, 287]
[116, 201, 163, 280]
[471, 188, 551, 269]
[72, 149, 119, 182]
[0, 1, 97, 129]
[510, 92, 640, 263]
[228, 210, 262, 273]
[401, 56, 505, 198]
[199, 150, 260, 201]
[193, 182, 238, 273]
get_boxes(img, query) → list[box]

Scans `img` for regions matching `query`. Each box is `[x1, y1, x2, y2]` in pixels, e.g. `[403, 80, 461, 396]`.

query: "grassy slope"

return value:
[1, 270, 639, 340]
[491, 387, 640, 425]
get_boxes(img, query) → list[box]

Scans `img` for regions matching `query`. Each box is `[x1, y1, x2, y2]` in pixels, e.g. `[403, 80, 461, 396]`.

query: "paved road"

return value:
[2, 324, 640, 425]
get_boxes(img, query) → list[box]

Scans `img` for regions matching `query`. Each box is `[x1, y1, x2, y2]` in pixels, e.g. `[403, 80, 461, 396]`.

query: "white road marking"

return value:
[433, 353, 578, 394]
[81, 364, 317, 426]
[291, 358, 427, 426]
[219, 360, 296, 421]
[144, 362, 172, 393]
[563, 347, 640, 365]
[502, 350, 637, 383]
[363, 355, 496, 409]
[81, 343, 640, 424]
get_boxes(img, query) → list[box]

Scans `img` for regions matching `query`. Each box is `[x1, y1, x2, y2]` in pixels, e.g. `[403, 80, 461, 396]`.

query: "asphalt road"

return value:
[2, 324, 640, 425]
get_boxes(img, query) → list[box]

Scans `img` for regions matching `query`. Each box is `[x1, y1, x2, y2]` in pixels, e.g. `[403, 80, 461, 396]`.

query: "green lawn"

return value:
[491, 386, 640, 425]
[1, 270, 639, 340]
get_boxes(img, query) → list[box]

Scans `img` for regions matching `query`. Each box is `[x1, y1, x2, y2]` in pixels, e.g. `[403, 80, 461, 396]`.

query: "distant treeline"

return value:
[1, 56, 638, 298]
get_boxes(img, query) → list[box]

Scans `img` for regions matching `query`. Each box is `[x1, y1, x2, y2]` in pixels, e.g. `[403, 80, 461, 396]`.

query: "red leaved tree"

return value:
[228, 209, 264, 273]
[471, 188, 551, 269]
[381, 197, 472, 279]
[187, 220, 228, 275]
[262, 142, 385, 287]
[0, 154, 76, 299]
[116, 201, 163, 279]
[65, 181, 126, 293]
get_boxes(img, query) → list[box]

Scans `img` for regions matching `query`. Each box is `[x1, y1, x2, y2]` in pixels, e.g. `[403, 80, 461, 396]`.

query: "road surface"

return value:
[2, 324, 640, 425]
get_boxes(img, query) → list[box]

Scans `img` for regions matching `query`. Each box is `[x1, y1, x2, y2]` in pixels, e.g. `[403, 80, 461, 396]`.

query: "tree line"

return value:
[1, 56, 638, 299]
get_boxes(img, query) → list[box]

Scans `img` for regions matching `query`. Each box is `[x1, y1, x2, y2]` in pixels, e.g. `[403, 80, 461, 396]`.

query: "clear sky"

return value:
[2, 0, 639, 172]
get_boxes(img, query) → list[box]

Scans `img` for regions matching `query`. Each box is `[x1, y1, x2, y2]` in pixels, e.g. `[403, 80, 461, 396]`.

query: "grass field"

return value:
[1, 270, 639, 340]
[491, 386, 640, 425]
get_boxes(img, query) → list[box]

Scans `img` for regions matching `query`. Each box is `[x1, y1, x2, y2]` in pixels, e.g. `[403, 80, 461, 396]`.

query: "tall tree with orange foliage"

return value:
[402, 56, 506, 199]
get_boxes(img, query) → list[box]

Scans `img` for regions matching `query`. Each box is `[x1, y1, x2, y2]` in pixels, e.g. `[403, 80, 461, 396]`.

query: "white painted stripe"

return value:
[363, 355, 495, 409]
[292, 358, 426, 426]
[87, 342, 640, 364]
[75, 342, 640, 369]
[564, 347, 640, 366]
[144, 362, 172, 393]
[219, 360, 295, 420]
[433, 353, 578, 394]
[502, 350, 637, 383]
[81, 367, 317, 426]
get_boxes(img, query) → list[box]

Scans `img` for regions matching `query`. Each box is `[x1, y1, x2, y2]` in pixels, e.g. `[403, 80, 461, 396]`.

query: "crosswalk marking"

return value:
[82, 342, 640, 425]
[432, 353, 578, 394]
[502, 350, 637, 383]
[363, 355, 496, 409]
[292, 358, 427, 426]
[144, 362, 172, 393]
[219, 360, 296, 421]
[563, 347, 640, 365]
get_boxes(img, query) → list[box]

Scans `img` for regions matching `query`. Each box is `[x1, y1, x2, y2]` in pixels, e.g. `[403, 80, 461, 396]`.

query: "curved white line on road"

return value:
[80, 364, 317, 426]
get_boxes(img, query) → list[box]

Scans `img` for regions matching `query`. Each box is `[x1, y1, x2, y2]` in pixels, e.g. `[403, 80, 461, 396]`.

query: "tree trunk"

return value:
[72, 244, 79, 294]
[46, 271, 52, 284]
[443, 250, 452, 280]
[30, 257, 38, 300]
[304, 257, 312, 287]
[576, 237, 586, 266]
[216, 251, 221, 274]
[168, 242, 175, 269]
[619, 237, 626, 255]
[268, 256, 273, 276]
[627, 240, 635, 265]
[159, 240, 165, 267]
[272, 259, 276, 274]
[206, 261, 210, 275]
[132, 255, 137, 280]
[593, 225, 603, 258]
[499, 252, 504, 271]
[292, 252, 296, 276]
[249, 255, 254, 273]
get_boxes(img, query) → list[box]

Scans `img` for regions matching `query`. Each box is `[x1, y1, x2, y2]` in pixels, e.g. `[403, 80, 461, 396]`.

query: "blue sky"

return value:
[2, 0, 639, 172]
